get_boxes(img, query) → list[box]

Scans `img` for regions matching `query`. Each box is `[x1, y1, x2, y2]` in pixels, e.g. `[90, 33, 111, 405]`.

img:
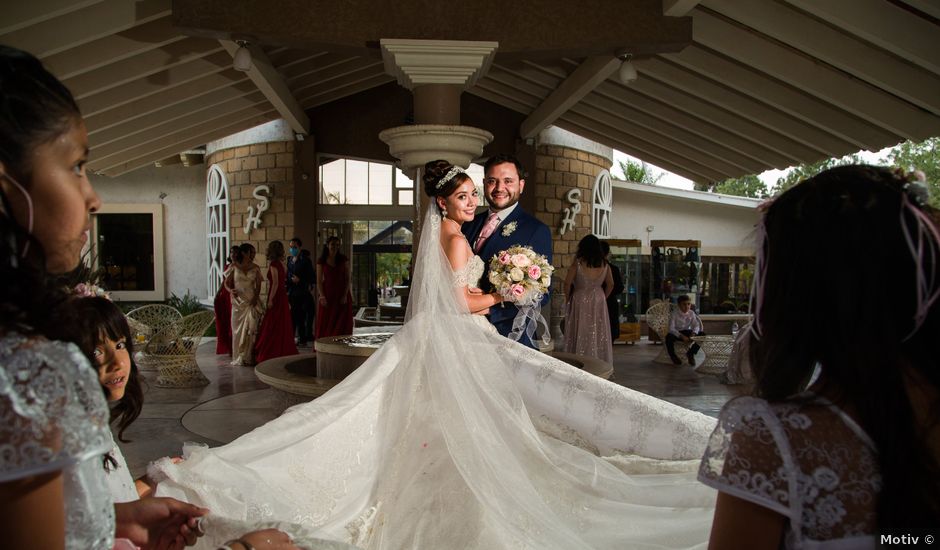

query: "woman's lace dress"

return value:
[0, 333, 114, 549]
[152, 211, 719, 549]
[699, 394, 878, 549]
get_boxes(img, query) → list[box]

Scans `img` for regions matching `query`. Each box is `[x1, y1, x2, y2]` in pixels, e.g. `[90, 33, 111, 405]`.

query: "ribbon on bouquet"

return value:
[508, 302, 552, 347]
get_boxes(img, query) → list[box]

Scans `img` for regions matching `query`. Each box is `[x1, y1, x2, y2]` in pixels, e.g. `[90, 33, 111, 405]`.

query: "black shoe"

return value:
[687, 352, 696, 365]
[669, 356, 682, 365]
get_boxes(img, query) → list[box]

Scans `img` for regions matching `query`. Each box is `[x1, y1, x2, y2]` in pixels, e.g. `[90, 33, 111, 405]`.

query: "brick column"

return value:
[206, 140, 298, 293]
[529, 129, 613, 344]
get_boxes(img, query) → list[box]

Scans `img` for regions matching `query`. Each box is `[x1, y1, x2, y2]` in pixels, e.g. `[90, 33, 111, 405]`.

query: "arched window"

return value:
[206, 164, 230, 299]
[592, 169, 612, 238]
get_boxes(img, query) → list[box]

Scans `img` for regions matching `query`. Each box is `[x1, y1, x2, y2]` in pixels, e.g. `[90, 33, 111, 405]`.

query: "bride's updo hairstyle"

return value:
[423, 160, 471, 203]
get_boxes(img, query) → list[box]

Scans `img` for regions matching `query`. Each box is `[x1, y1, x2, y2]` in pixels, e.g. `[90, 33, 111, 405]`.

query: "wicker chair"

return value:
[126, 305, 182, 371]
[645, 302, 695, 364]
[146, 310, 215, 387]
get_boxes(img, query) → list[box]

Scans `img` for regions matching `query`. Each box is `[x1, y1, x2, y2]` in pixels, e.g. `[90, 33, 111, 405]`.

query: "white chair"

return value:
[146, 310, 215, 387]
[645, 302, 695, 364]
[125, 305, 183, 371]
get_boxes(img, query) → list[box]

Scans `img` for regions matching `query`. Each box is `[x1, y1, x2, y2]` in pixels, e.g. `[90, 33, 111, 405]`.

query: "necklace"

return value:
[443, 217, 462, 229]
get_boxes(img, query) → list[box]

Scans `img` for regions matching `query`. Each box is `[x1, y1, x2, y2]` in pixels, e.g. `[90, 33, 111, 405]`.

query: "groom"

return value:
[463, 154, 553, 349]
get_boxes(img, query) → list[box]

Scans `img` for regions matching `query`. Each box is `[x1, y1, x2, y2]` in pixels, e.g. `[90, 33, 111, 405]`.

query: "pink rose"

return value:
[510, 284, 526, 297]
[498, 252, 511, 265]
[527, 265, 541, 279]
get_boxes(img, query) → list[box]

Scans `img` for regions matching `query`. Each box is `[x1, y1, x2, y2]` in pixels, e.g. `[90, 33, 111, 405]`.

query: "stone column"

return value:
[205, 120, 299, 294]
[529, 126, 614, 343]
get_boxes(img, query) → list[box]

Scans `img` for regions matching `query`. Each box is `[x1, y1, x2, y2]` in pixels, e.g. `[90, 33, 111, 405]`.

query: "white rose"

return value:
[540, 276, 550, 287]
[509, 267, 525, 282]
[510, 254, 530, 268]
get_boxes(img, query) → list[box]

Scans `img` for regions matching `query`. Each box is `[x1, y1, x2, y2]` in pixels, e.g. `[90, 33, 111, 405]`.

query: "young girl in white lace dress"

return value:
[698, 166, 940, 548]
[0, 45, 295, 550]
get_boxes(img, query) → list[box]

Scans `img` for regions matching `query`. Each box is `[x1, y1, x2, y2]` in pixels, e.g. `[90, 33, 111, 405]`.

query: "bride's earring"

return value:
[441, 207, 447, 218]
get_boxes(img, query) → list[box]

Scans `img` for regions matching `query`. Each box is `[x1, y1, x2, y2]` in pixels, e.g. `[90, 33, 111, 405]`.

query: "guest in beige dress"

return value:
[563, 235, 614, 365]
[226, 243, 263, 366]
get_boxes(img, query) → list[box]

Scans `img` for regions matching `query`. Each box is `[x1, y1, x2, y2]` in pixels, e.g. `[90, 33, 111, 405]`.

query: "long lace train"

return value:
[152, 209, 717, 549]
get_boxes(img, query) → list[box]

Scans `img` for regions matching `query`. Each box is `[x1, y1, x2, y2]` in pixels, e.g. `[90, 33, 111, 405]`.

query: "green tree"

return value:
[883, 137, 940, 207]
[618, 159, 663, 185]
[772, 153, 862, 194]
[697, 174, 768, 198]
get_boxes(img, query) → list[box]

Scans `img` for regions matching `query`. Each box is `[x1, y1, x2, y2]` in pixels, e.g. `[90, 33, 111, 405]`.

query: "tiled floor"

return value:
[122, 338, 745, 477]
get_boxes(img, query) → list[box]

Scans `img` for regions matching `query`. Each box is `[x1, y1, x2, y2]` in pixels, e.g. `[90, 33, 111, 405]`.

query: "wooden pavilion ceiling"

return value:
[2, 0, 938, 181]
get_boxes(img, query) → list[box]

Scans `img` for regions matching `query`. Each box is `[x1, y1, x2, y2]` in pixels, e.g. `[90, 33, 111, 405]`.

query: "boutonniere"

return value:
[501, 221, 518, 237]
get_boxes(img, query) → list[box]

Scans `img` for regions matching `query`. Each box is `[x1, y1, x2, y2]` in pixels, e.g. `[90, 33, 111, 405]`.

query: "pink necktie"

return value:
[474, 212, 500, 252]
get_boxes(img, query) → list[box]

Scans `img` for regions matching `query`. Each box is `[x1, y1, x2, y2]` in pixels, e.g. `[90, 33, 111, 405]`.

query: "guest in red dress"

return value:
[255, 241, 298, 363]
[315, 236, 353, 339]
[214, 245, 239, 355]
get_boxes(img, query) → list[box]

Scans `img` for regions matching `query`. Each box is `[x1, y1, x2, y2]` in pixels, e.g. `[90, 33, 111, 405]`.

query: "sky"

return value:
[612, 146, 893, 192]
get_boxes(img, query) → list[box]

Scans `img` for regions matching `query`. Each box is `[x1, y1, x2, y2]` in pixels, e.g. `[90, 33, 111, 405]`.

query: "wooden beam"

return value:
[706, 0, 940, 116]
[691, 8, 940, 141]
[299, 74, 397, 109]
[560, 114, 727, 182]
[466, 84, 539, 116]
[89, 85, 262, 147]
[86, 70, 251, 133]
[62, 38, 222, 99]
[577, 92, 767, 173]
[635, 56, 856, 156]
[783, 0, 940, 75]
[78, 50, 231, 113]
[0, 0, 101, 35]
[42, 16, 185, 79]
[90, 96, 271, 164]
[101, 112, 280, 177]
[92, 105, 277, 173]
[662, 43, 898, 151]
[220, 40, 310, 135]
[590, 81, 795, 168]
[0, 0, 170, 59]
[519, 55, 621, 140]
[898, 0, 940, 20]
[289, 59, 386, 97]
[663, 0, 702, 17]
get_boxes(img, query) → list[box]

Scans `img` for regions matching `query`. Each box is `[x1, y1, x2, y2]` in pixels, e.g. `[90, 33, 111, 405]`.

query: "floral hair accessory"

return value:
[73, 282, 111, 300]
[500, 221, 518, 237]
[436, 166, 465, 190]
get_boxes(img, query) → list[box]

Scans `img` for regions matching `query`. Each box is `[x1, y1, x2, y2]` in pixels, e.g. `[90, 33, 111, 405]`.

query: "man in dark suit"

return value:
[286, 237, 315, 346]
[462, 154, 553, 349]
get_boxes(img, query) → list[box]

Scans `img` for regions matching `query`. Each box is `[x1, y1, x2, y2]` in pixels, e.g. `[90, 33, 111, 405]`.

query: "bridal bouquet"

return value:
[488, 245, 554, 306]
[488, 246, 554, 345]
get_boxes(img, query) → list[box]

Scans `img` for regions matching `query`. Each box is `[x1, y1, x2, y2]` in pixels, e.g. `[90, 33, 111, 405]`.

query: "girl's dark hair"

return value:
[0, 46, 83, 338]
[422, 159, 471, 200]
[575, 234, 605, 267]
[239, 242, 256, 260]
[266, 240, 284, 261]
[318, 236, 347, 265]
[50, 297, 144, 443]
[751, 164, 940, 526]
[227, 245, 240, 264]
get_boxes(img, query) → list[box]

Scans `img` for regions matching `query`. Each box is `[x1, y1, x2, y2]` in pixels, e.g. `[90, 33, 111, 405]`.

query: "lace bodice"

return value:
[0, 333, 114, 549]
[452, 254, 485, 288]
[106, 430, 139, 503]
[699, 395, 879, 549]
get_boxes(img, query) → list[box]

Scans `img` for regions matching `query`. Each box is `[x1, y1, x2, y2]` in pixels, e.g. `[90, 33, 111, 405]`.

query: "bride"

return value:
[153, 161, 718, 549]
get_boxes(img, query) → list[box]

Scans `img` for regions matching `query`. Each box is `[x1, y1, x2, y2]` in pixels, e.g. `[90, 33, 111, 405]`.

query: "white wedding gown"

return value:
[153, 210, 718, 549]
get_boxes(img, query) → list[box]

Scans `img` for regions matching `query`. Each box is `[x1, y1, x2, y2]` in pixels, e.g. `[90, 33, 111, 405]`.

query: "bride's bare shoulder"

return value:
[441, 232, 471, 269]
